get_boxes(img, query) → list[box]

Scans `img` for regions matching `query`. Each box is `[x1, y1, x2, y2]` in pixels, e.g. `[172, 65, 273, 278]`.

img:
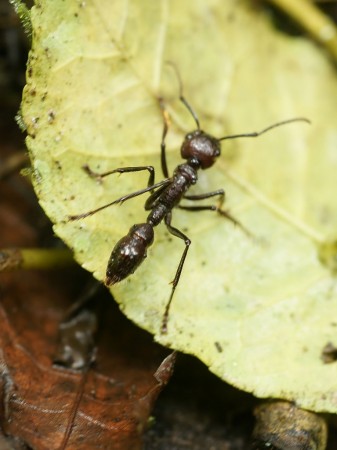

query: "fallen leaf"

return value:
[22, 0, 337, 412]
[0, 270, 173, 450]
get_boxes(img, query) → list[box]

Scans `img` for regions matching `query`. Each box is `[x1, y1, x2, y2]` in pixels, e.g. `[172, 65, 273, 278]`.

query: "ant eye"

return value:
[186, 134, 192, 140]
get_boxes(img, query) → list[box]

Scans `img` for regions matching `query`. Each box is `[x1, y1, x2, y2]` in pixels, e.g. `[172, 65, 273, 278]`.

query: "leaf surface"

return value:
[22, 0, 337, 412]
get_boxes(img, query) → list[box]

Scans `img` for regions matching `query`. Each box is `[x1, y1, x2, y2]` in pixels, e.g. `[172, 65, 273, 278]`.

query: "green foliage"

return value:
[9, 0, 32, 39]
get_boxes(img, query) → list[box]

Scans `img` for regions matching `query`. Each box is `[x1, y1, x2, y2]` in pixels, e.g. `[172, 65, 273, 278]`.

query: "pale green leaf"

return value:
[22, 0, 337, 412]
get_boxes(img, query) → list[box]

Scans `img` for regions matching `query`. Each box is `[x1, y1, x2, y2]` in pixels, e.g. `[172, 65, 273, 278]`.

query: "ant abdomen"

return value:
[105, 223, 154, 286]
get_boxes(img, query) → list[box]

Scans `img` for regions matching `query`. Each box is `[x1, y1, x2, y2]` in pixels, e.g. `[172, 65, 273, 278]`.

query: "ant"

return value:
[69, 65, 309, 333]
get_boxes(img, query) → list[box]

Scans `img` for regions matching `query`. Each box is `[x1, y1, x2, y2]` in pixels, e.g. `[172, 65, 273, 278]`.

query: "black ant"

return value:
[69, 66, 309, 333]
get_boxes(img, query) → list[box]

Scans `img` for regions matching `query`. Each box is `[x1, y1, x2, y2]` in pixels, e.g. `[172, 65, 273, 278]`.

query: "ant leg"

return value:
[184, 189, 225, 202]
[179, 204, 251, 237]
[161, 212, 191, 334]
[83, 164, 155, 188]
[180, 189, 252, 237]
[145, 182, 171, 211]
[69, 178, 170, 220]
[158, 97, 170, 178]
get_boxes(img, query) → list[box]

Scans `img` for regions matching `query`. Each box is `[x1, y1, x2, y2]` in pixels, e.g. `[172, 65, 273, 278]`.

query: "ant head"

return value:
[181, 130, 221, 169]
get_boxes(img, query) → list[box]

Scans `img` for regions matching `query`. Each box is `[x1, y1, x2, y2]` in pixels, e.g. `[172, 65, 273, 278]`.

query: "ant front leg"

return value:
[180, 189, 252, 237]
[161, 212, 191, 334]
[82, 164, 156, 189]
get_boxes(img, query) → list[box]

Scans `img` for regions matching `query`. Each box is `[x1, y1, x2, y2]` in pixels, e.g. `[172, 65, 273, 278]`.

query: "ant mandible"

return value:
[69, 65, 309, 333]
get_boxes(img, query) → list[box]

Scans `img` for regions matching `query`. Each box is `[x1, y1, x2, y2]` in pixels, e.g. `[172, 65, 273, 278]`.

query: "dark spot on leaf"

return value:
[214, 342, 223, 353]
[48, 110, 56, 123]
[321, 342, 337, 364]
[318, 239, 337, 274]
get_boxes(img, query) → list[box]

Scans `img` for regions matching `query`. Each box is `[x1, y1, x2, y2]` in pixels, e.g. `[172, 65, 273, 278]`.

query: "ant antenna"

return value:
[218, 117, 310, 141]
[166, 64, 310, 139]
[166, 61, 201, 130]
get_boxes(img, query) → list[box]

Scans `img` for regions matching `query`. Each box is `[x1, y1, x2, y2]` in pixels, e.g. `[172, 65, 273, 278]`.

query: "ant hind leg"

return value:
[161, 212, 191, 334]
[180, 189, 252, 237]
